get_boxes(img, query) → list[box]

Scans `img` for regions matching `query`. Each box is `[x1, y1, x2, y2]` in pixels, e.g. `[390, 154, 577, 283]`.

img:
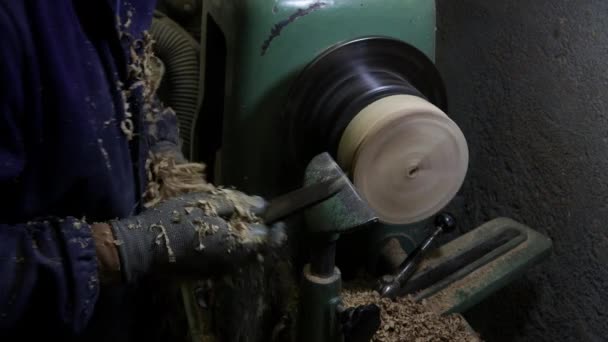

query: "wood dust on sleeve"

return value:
[341, 288, 482, 342]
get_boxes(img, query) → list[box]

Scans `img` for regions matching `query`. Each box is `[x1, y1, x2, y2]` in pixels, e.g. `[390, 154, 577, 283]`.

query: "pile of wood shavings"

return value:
[221, 190, 265, 245]
[341, 288, 481, 342]
[118, 26, 167, 141]
[118, 30, 157, 141]
[144, 152, 214, 208]
[143, 153, 262, 247]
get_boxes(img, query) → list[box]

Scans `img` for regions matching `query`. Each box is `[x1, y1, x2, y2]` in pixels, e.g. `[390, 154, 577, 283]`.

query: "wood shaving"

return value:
[141, 142, 264, 251]
[193, 220, 209, 252]
[143, 152, 214, 208]
[220, 189, 258, 221]
[97, 138, 112, 170]
[229, 219, 249, 233]
[196, 199, 218, 216]
[124, 10, 133, 29]
[421, 240, 529, 314]
[341, 288, 482, 342]
[171, 210, 181, 223]
[120, 118, 134, 140]
[116, 26, 169, 143]
[150, 223, 176, 263]
[192, 219, 222, 251]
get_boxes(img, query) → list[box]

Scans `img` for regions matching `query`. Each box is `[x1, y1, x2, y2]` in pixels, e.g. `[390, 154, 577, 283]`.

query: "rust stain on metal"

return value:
[261, 1, 327, 56]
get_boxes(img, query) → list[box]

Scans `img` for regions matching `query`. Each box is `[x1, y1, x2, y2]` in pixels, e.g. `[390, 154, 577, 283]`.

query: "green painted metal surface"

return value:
[303, 153, 377, 234]
[202, 0, 436, 195]
[190, 2, 554, 340]
[298, 265, 343, 342]
[414, 218, 553, 314]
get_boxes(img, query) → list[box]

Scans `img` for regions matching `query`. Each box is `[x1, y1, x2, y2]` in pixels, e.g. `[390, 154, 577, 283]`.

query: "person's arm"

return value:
[0, 2, 281, 334]
[145, 99, 187, 161]
[0, 4, 101, 333]
[0, 219, 100, 333]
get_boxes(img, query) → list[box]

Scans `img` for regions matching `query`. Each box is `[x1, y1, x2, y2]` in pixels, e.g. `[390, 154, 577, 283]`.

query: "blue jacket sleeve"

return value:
[0, 219, 100, 334]
[0, 5, 99, 334]
[145, 101, 186, 160]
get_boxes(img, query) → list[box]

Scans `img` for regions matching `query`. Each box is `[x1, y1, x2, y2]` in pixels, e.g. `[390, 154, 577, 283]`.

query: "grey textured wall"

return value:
[436, 1, 608, 341]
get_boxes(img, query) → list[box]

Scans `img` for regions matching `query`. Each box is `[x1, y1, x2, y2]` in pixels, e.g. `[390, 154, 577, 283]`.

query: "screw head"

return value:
[434, 213, 456, 232]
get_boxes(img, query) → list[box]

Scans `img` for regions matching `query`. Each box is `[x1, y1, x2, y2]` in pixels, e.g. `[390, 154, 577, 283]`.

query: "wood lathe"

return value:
[150, 1, 553, 340]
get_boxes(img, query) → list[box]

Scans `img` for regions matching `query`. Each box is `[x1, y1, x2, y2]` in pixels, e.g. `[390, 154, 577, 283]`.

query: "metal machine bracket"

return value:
[407, 218, 552, 314]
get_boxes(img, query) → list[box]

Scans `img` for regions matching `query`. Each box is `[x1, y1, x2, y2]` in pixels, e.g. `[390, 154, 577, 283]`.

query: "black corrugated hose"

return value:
[150, 11, 201, 158]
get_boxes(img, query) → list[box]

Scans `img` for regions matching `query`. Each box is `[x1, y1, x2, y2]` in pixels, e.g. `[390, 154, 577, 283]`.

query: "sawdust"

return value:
[143, 153, 266, 254]
[97, 138, 112, 170]
[73, 220, 83, 229]
[118, 27, 249, 232]
[115, 10, 142, 142]
[221, 189, 260, 221]
[419, 263, 493, 314]
[120, 118, 135, 140]
[150, 222, 176, 263]
[190, 218, 219, 252]
[195, 199, 219, 216]
[117, 22, 169, 142]
[143, 152, 214, 208]
[422, 239, 529, 314]
[127, 32, 157, 103]
[341, 287, 482, 342]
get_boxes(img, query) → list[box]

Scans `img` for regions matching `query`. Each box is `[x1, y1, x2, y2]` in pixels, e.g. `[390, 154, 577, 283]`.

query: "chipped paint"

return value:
[261, 1, 327, 56]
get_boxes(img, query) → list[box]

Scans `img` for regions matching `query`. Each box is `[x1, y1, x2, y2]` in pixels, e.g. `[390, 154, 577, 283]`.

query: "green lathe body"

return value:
[201, 0, 436, 195]
[158, 1, 554, 341]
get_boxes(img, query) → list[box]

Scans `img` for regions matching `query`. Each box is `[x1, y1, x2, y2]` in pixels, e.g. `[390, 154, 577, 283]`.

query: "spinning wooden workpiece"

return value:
[338, 94, 469, 224]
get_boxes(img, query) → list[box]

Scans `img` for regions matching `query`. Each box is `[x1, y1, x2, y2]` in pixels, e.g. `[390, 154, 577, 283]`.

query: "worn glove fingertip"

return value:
[246, 195, 268, 215]
[269, 222, 287, 247]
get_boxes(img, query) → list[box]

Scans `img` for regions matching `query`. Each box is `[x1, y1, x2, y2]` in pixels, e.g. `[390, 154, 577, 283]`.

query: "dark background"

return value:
[436, 0, 608, 341]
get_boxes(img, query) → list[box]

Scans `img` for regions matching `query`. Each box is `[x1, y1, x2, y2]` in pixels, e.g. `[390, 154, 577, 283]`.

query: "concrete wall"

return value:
[436, 1, 608, 341]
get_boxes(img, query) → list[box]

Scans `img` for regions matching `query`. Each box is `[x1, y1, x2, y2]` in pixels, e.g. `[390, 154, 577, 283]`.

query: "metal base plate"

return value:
[403, 218, 552, 314]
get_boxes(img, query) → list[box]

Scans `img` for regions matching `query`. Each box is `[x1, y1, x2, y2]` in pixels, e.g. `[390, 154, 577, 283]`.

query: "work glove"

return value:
[109, 189, 285, 282]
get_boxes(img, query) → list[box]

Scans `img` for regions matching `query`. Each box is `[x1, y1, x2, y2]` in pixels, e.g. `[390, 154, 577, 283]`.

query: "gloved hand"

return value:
[106, 189, 285, 282]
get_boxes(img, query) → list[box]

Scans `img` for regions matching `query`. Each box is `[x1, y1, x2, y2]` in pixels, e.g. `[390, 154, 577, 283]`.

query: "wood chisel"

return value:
[261, 176, 346, 224]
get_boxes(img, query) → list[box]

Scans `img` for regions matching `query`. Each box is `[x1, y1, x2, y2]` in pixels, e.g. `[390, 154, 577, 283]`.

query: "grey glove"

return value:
[111, 190, 285, 282]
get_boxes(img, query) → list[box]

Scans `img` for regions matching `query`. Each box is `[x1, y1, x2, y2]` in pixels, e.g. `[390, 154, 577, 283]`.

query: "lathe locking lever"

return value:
[378, 213, 457, 298]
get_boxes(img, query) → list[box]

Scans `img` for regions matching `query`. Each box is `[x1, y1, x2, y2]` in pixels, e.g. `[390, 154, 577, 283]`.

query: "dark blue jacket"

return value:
[0, 0, 181, 339]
